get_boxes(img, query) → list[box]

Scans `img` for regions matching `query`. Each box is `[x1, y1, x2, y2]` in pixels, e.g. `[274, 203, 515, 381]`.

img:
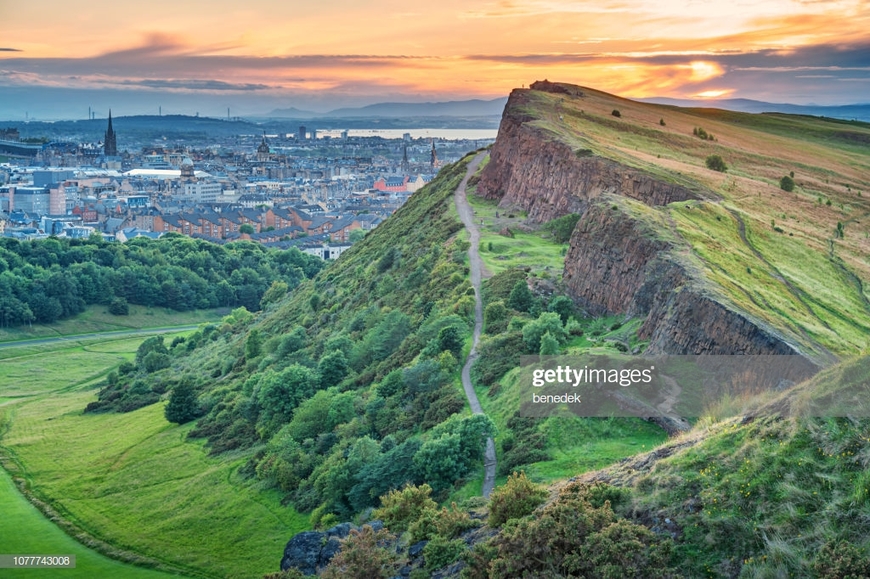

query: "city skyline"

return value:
[2, 0, 869, 119]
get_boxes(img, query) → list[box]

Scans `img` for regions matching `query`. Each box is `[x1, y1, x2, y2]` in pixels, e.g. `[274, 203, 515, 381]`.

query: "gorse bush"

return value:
[705, 154, 727, 172]
[487, 471, 548, 526]
[468, 482, 674, 578]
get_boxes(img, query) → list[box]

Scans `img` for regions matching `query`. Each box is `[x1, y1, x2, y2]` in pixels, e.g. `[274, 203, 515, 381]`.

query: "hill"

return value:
[4, 81, 870, 578]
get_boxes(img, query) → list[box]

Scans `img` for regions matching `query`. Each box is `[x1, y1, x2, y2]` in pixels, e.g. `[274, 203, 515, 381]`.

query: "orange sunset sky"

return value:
[1, 0, 869, 117]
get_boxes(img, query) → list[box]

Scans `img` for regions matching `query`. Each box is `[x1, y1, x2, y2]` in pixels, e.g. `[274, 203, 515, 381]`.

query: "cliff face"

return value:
[481, 85, 818, 364]
[477, 89, 699, 224]
[564, 202, 804, 358]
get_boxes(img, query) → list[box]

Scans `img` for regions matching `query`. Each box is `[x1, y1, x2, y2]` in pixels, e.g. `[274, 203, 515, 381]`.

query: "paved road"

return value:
[455, 152, 498, 498]
[0, 325, 201, 351]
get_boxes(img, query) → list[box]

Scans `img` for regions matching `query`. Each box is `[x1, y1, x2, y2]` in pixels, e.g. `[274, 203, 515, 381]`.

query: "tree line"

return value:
[0, 234, 324, 327]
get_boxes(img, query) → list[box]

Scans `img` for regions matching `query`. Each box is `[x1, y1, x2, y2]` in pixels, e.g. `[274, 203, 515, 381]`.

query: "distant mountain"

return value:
[265, 98, 509, 119]
[639, 96, 870, 122]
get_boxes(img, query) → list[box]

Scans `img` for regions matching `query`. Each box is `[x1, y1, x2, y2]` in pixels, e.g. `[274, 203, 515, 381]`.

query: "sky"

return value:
[1, 0, 869, 119]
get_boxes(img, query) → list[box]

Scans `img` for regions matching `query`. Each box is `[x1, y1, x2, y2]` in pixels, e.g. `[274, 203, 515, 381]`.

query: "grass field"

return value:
[0, 467, 184, 579]
[465, 189, 567, 278]
[0, 305, 228, 343]
[0, 334, 308, 579]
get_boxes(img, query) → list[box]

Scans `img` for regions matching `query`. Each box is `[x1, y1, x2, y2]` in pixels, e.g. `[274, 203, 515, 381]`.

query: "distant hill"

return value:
[640, 96, 870, 122]
[266, 98, 509, 119]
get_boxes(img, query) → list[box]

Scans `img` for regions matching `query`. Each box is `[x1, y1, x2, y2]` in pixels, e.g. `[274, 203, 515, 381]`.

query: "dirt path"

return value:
[455, 152, 497, 498]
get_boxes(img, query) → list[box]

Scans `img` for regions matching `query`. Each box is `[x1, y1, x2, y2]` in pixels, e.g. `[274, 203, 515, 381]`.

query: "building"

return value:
[12, 186, 50, 213]
[297, 126, 307, 141]
[104, 111, 117, 157]
[181, 181, 222, 203]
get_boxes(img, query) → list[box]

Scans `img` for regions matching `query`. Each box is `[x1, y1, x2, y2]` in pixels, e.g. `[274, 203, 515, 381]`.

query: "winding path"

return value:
[455, 152, 497, 498]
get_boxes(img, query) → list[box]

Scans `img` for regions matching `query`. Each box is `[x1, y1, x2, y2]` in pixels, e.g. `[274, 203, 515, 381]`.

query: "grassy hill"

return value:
[3, 83, 870, 578]
[488, 83, 870, 361]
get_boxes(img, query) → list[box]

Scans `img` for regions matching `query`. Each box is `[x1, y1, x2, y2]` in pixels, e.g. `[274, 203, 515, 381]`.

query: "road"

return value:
[455, 152, 498, 498]
[0, 325, 201, 351]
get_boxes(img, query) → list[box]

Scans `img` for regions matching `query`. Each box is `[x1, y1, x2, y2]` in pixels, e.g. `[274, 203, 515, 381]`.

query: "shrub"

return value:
[659, 118, 666, 126]
[373, 484, 438, 533]
[780, 175, 795, 192]
[813, 541, 870, 578]
[320, 526, 403, 579]
[705, 154, 727, 172]
[165, 379, 200, 424]
[424, 536, 467, 571]
[522, 312, 566, 353]
[611, 109, 621, 117]
[507, 279, 532, 313]
[487, 471, 548, 526]
[108, 296, 129, 315]
[473, 482, 674, 578]
[544, 213, 581, 244]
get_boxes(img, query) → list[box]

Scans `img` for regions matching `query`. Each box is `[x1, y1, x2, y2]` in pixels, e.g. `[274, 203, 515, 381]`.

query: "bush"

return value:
[320, 526, 403, 579]
[108, 296, 129, 315]
[373, 484, 438, 533]
[705, 154, 727, 172]
[659, 118, 666, 126]
[487, 471, 548, 526]
[780, 175, 795, 192]
[522, 312, 566, 353]
[813, 541, 870, 578]
[424, 536, 467, 571]
[507, 280, 532, 313]
[165, 379, 200, 424]
[472, 481, 674, 578]
[611, 109, 621, 117]
[544, 213, 581, 244]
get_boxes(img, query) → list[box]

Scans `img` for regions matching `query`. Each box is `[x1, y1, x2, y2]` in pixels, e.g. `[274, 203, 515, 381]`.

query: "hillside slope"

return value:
[478, 80, 870, 366]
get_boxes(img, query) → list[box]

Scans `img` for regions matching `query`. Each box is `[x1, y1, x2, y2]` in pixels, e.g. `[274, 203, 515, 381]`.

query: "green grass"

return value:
[0, 466, 184, 579]
[0, 335, 308, 579]
[465, 192, 567, 277]
[0, 305, 228, 343]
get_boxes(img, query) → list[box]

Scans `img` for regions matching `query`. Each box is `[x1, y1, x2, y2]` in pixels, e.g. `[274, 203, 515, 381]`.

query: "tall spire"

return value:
[429, 139, 437, 170]
[401, 143, 409, 171]
[104, 110, 117, 157]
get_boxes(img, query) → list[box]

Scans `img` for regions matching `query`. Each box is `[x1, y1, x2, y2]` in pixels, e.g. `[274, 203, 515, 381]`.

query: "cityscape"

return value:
[0, 114, 495, 258]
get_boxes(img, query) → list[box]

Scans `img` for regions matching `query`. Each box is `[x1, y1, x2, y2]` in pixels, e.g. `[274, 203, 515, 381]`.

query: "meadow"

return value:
[0, 332, 307, 579]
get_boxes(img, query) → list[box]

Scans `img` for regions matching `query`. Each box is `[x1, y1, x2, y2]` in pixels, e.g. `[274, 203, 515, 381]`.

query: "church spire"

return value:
[104, 110, 118, 157]
[429, 139, 437, 170]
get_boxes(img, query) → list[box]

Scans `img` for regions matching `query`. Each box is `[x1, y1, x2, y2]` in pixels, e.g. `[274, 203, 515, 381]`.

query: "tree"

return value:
[507, 279, 533, 313]
[547, 295, 574, 324]
[165, 379, 200, 424]
[142, 351, 171, 373]
[245, 329, 262, 360]
[437, 325, 464, 359]
[318, 350, 349, 388]
[539, 331, 560, 355]
[260, 280, 288, 308]
[349, 229, 366, 243]
[108, 296, 129, 315]
[705, 154, 727, 172]
[780, 175, 795, 192]
[239, 223, 255, 234]
[522, 312, 567, 353]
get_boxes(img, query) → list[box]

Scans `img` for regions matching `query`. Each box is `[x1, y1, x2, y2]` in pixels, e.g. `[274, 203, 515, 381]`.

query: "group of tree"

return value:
[0, 234, 323, 327]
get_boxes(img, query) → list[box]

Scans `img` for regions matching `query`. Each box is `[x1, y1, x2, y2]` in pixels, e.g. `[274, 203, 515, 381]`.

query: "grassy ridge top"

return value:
[519, 83, 870, 359]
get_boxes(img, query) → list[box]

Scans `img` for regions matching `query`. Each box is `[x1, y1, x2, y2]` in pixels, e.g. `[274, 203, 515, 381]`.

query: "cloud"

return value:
[0, 48, 23, 52]
[116, 79, 273, 91]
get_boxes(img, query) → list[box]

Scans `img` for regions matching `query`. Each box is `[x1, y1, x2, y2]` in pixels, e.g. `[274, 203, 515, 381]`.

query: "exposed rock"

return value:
[280, 521, 386, 576]
[478, 86, 822, 381]
[477, 89, 701, 225]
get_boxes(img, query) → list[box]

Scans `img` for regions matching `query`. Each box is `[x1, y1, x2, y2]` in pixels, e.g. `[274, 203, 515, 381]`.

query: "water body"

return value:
[315, 128, 498, 140]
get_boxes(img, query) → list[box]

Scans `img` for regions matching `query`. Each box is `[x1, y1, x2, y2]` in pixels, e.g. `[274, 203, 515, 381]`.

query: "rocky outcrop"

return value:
[476, 89, 699, 224]
[280, 521, 384, 575]
[564, 201, 813, 361]
[480, 84, 822, 372]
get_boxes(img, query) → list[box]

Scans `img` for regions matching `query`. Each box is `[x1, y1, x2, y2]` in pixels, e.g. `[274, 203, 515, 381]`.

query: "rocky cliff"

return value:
[477, 85, 700, 224]
[478, 82, 822, 369]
